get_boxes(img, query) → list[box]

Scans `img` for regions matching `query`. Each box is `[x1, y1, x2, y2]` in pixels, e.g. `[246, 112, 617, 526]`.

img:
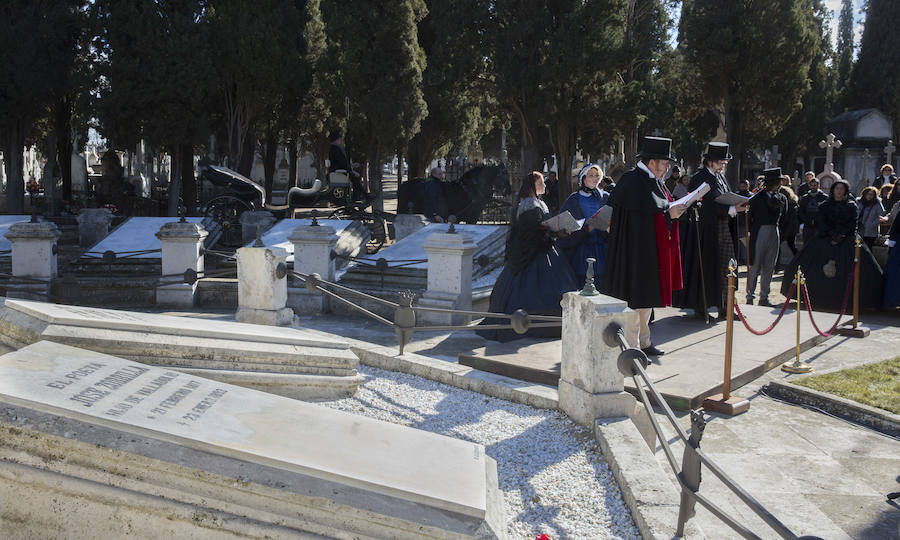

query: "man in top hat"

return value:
[674, 142, 748, 320]
[602, 136, 686, 356]
[746, 168, 787, 306]
[327, 130, 373, 205]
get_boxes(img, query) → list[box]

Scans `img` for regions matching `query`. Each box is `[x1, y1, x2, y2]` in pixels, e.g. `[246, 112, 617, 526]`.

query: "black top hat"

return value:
[704, 142, 733, 161]
[328, 130, 342, 142]
[636, 136, 676, 162]
[763, 167, 782, 186]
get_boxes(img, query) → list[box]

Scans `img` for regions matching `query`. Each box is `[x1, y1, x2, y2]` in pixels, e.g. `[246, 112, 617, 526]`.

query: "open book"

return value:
[715, 191, 751, 206]
[585, 205, 613, 232]
[542, 211, 583, 234]
[671, 182, 710, 209]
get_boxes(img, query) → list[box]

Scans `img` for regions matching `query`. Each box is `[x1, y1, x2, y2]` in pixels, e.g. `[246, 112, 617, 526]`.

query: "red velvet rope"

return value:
[801, 261, 856, 337]
[732, 282, 796, 335]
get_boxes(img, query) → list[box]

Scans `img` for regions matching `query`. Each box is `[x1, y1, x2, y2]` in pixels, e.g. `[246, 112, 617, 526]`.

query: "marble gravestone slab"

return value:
[0, 341, 504, 538]
[246, 217, 370, 268]
[84, 216, 206, 259]
[0, 298, 363, 400]
[0, 215, 33, 253]
[339, 223, 507, 291]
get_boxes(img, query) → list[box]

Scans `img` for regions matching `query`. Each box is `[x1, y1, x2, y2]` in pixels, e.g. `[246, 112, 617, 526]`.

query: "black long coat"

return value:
[601, 166, 672, 309]
[674, 167, 738, 311]
[747, 189, 786, 263]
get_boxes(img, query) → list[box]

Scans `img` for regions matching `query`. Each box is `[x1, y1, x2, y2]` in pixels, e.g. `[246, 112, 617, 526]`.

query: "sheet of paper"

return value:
[672, 182, 710, 209]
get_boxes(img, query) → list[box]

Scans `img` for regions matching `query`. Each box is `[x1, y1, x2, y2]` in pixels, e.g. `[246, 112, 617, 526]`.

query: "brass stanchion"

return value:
[838, 235, 870, 337]
[782, 267, 813, 373]
[703, 259, 750, 415]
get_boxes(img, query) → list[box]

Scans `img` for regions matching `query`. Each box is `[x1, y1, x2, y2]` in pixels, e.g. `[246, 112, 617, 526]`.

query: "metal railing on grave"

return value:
[280, 264, 561, 354]
[606, 323, 823, 539]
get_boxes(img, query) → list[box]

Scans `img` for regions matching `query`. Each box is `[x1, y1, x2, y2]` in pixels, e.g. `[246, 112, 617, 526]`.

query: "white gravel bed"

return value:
[318, 364, 640, 540]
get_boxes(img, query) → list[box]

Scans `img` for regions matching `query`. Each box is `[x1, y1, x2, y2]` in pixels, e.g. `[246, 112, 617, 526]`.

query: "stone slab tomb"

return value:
[338, 223, 507, 311]
[0, 215, 33, 254]
[0, 298, 363, 400]
[0, 341, 505, 539]
[247, 217, 370, 270]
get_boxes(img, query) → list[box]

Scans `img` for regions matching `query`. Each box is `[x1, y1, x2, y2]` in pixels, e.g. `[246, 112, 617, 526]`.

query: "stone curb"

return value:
[764, 379, 900, 438]
[348, 343, 560, 410]
[595, 417, 706, 540]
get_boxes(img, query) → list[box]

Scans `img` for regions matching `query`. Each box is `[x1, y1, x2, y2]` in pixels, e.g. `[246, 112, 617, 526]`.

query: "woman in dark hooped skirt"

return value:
[478, 172, 578, 342]
[557, 164, 610, 289]
[780, 179, 883, 311]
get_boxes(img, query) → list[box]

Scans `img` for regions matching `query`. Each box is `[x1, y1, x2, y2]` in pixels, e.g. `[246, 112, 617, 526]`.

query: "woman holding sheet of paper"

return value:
[478, 172, 578, 341]
[557, 164, 610, 288]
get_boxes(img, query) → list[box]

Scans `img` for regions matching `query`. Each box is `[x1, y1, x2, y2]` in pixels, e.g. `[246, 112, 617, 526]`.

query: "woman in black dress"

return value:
[478, 172, 578, 341]
[780, 179, 883, 311]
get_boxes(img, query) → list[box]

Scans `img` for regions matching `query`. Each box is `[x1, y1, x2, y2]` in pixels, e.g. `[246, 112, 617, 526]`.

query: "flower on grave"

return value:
[536, 535, 551, 540]
[26, 179, 40, 194]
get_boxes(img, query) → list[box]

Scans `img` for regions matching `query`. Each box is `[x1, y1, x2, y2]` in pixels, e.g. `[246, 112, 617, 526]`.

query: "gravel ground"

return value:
[317, 364, 641, 540]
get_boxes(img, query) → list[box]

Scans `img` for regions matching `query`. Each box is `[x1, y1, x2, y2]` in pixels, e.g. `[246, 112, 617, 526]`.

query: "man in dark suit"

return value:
[327, 130, 372, 205]
[602, 136, 686, 356]
[675, 142, 748, 320]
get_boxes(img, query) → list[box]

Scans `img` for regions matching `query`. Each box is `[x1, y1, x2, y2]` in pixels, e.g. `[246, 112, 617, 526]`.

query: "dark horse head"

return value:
[443, 164, 511, 223]
[396, 164, 511, 223]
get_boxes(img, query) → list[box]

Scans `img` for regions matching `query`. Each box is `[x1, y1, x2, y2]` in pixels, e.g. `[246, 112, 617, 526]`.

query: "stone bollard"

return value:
[235, 245, 294, 325]
[5, 219, 60, 301]
[155, 220, 207, 307]
[559, 292, 656, 448]
[240, 211, 276, 246]
[418, 231, 476, 326]
[287, 224, 338, 313]
[392, 214, 428, 242]
[76, 208, 113, 248]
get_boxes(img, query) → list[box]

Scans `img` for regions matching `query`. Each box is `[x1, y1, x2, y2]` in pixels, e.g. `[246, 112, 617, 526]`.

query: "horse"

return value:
[397, 164, 511, 223]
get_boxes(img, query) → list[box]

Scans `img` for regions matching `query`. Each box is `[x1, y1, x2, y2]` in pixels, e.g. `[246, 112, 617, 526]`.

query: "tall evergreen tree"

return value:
[844, 0, 900, 134]
[835, 0, 854, 97]
[405, 0, 492, 180]
[323, 0, 428, 212]
[0, 1, 83, 214]
[773, 0, 835, 174]
[680, 0, 818, 185]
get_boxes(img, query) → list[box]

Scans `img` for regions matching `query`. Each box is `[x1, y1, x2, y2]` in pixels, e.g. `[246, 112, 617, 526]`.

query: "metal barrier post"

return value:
[838, 235, 870, 337]
[702, 259, 750, 415]
[782, 267, 813, 373]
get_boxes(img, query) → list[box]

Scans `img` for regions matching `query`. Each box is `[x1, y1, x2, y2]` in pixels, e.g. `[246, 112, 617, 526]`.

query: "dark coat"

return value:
[674, 167, 738, 310]
[798, 189, 829, 228]
[328, 143, 350, 173]
[873, 173, 897, 190]
[601, 166, 672, 308]
[747, 189, 786, 263]
[423, 176, 448, 221]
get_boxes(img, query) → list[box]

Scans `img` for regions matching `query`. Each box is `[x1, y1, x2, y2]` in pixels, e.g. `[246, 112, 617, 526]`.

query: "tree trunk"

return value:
[262, 126, 277, 205]
[167, 144, 182, 217]
[367, 141, 384, 213]
[407, 134, 425, 179]
[724, 102, 744, 189]
[237, 129, 255, 178]
[180, 143, 197, 215]
[2, 120, 26, 214]
[287, 137, 297, 188]
[396, 146, 403, 187]
[55, 95, 73, 203]
[553, 121, 577, 211]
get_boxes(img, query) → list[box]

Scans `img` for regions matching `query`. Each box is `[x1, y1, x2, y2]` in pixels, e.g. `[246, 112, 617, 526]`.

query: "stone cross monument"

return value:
[767, 145, 781, 168]
[818, 133, 843, 175]
[861, 148, 872, 186]
[884, 139, 896, 165]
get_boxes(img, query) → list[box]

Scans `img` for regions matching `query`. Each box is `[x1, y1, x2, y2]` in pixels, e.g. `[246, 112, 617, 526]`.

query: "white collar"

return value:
[637, 161, 657, 179]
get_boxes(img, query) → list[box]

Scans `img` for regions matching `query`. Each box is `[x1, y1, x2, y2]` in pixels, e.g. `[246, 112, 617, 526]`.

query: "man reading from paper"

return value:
[602, 136, 685, 357]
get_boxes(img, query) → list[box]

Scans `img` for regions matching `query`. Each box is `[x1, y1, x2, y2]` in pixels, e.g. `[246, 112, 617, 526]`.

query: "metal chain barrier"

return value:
[609, 323, 818, 539]
[732, 282, 796, 335]
[801, 261, 856, 337]
[81, 248, 162, 263]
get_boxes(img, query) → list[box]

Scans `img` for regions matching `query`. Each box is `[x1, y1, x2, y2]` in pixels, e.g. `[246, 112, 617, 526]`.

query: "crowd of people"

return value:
[481, 136, 900, 351]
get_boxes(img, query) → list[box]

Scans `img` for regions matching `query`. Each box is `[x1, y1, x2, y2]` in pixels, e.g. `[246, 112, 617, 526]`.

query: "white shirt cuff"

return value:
[728, 205, 737, 217]
[888, 239, 897, 248]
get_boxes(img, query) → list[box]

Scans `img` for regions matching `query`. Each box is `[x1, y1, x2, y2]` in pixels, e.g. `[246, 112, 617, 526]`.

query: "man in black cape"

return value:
[674, 142, 748, 320]
[602, 136, 686, 356]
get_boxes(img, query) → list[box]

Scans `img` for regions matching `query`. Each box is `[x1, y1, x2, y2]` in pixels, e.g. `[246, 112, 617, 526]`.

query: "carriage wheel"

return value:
[204, 195, 252, 246]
